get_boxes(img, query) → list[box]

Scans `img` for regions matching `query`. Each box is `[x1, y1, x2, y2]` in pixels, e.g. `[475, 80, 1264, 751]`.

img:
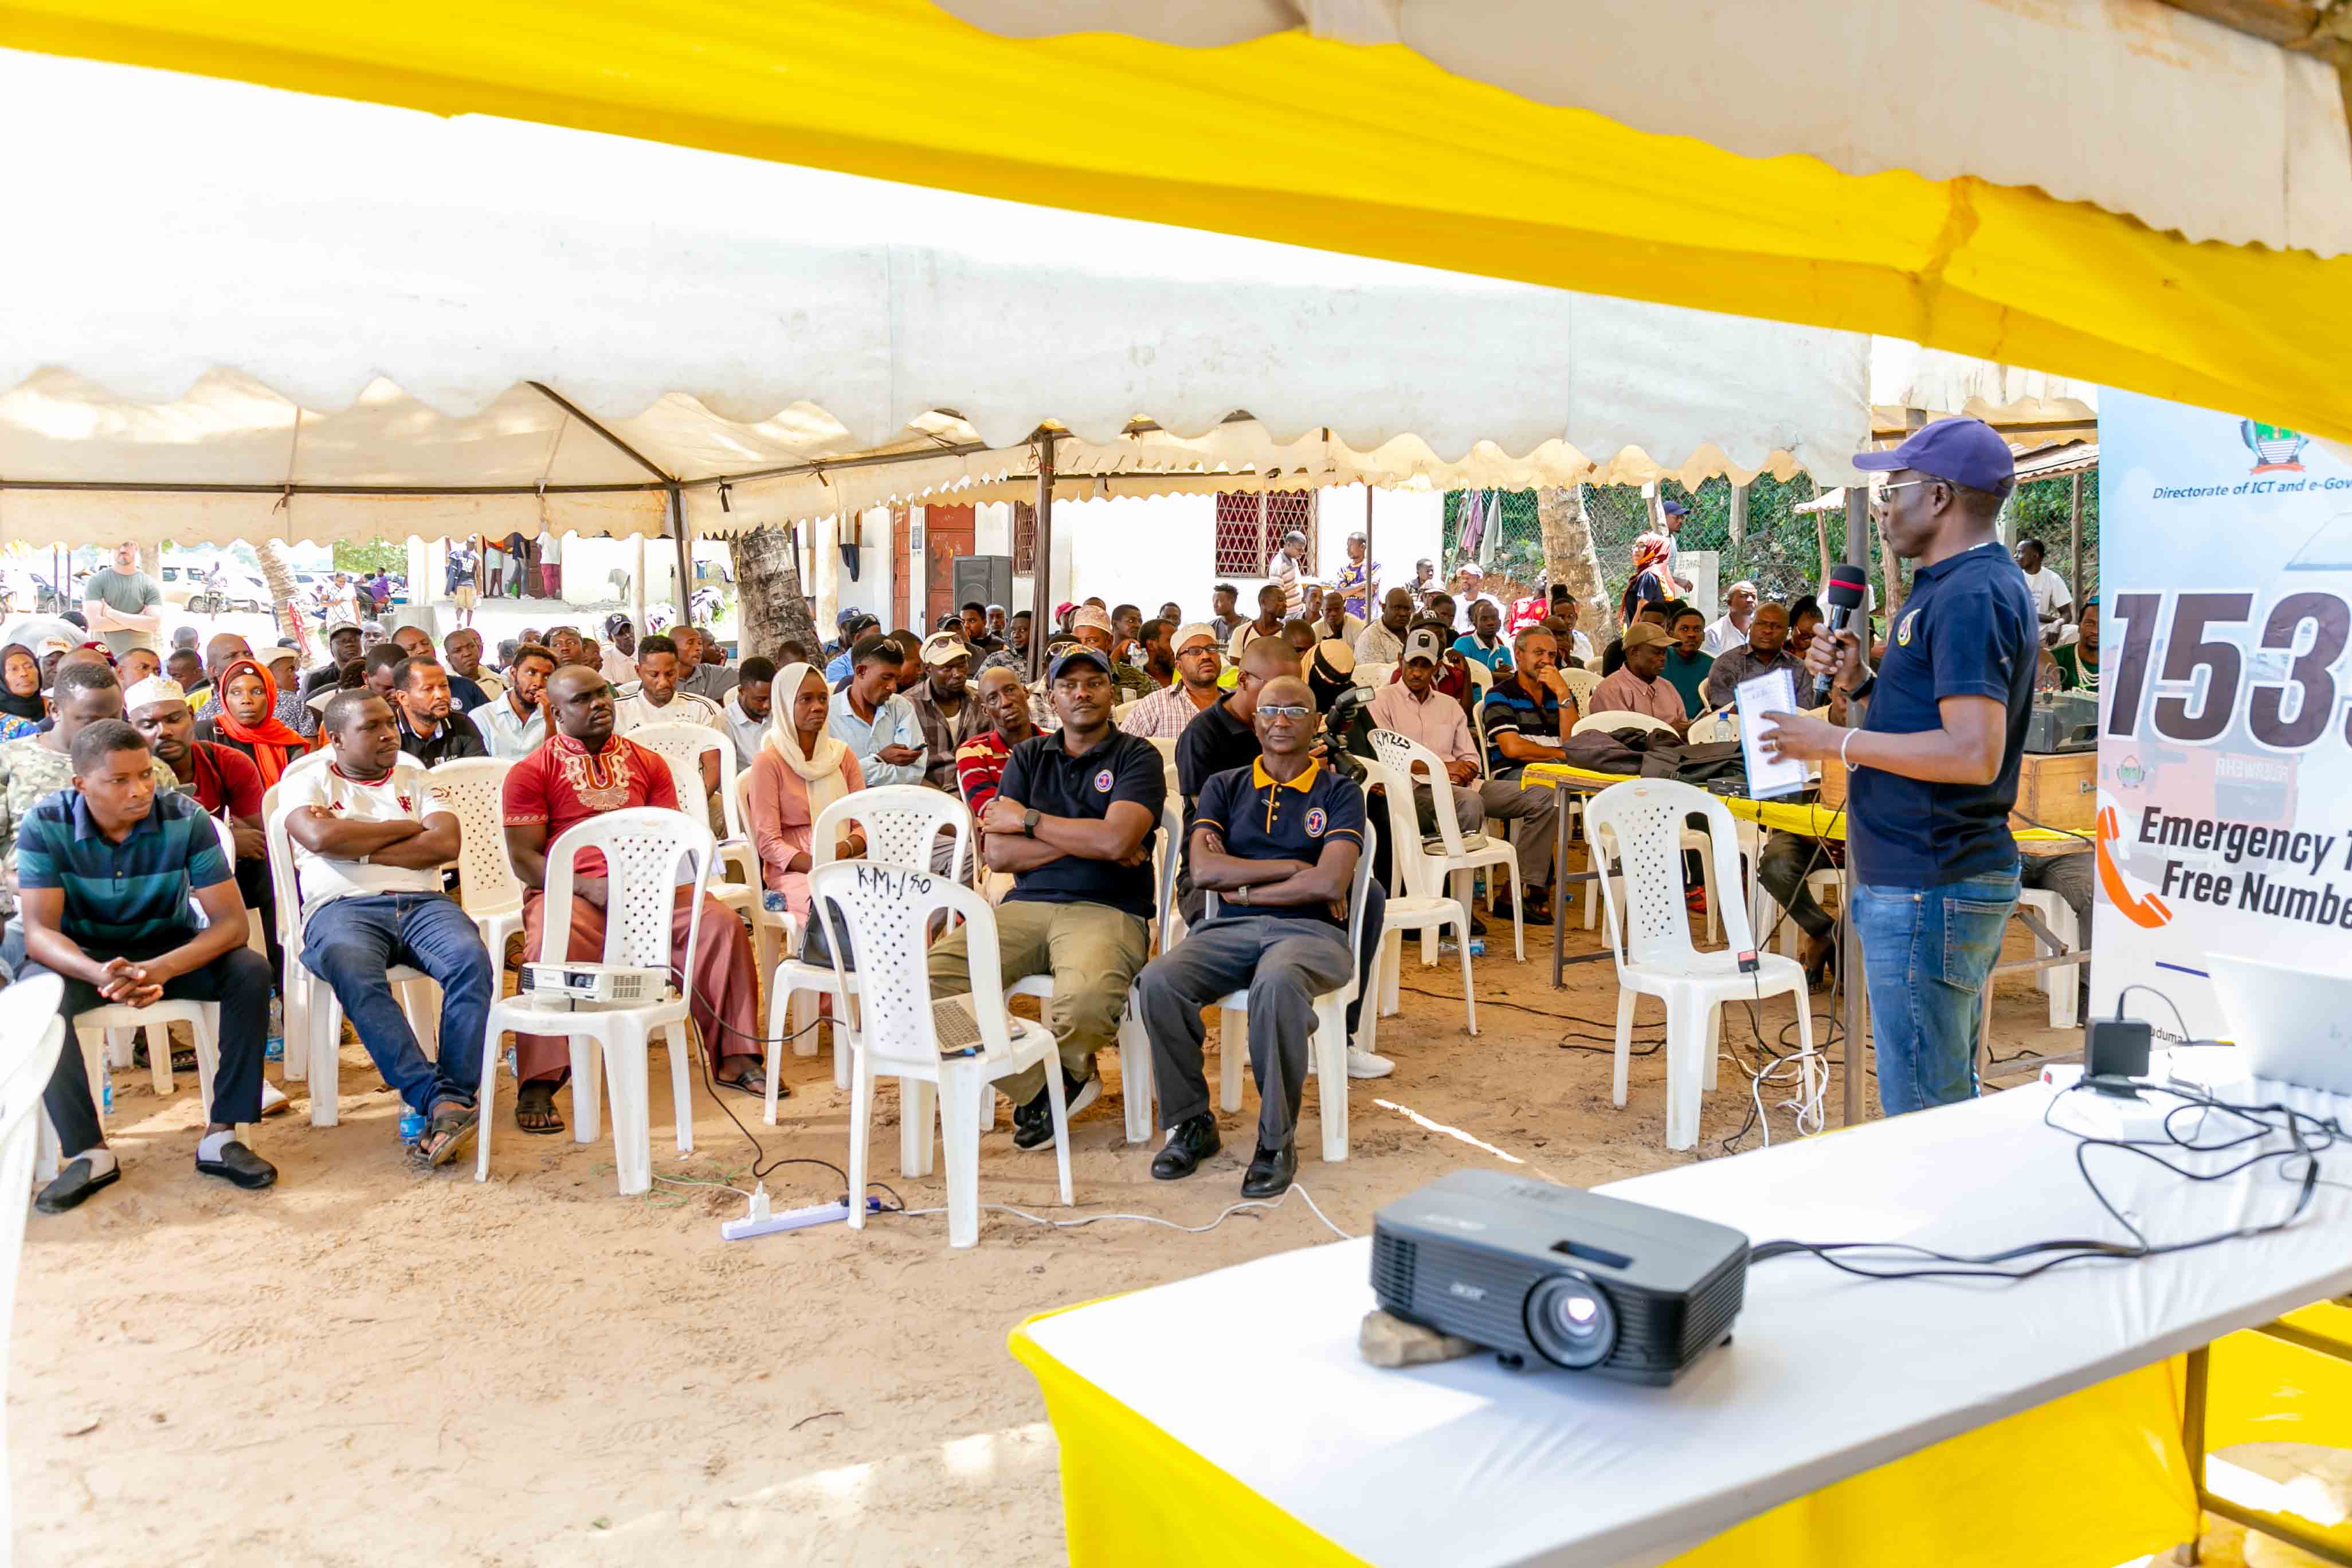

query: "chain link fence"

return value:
[1444, 465, 2099, 622]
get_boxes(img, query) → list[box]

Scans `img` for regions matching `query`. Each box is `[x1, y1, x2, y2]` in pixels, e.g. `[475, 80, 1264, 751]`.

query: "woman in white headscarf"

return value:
[746, 663, 869, 922]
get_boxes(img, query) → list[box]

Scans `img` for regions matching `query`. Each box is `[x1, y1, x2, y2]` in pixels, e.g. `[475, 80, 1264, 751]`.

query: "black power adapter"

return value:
[2084, 1018, 2153, 1097]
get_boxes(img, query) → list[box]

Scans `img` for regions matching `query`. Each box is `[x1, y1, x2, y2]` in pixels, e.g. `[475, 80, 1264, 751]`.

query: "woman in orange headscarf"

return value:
[197, 656, 314, 785]
[1619, 532, 1673, 626]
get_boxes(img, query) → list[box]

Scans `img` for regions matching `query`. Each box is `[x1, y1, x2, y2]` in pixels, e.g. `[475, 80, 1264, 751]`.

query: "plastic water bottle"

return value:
[101, 1076, 113, 1116]
[263, 998, 284, 1063]
[398, 1109, 427, 1145]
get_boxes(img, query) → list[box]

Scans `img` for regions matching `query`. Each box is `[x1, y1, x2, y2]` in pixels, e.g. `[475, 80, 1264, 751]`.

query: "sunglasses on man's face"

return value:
[1259, 704, 1313, 722]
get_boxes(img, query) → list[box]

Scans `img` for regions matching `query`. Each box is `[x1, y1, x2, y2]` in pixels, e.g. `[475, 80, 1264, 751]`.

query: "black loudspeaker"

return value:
[951, 555, 1014, 614]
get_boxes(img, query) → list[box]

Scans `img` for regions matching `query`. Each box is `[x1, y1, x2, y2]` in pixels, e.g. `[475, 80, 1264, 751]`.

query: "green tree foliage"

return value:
[332, 542, 406, 575]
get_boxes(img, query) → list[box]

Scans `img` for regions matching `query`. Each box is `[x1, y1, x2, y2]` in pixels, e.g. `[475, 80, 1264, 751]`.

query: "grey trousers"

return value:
[1475, 777, 1560, 888]
[1137, 914, 1356, 1152]
[2020, 850, 2094, 1002]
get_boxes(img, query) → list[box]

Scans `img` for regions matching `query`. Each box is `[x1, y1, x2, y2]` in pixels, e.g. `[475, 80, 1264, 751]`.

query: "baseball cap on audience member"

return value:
[1851, 415, 2017, 497]
[1053, 601, 1076, 621]
[835, 608, 861, 628]
[257, 646, 301, 676]
[1621, 622, 1671, 652]
[1173, 623, 1219, 654]
[1048, 645, 1114, 680]
[1069, 606, 1115, 639]
[920, 631, 971, 667]
[1402, 626, 1444, 664]
[123, 676, 186, 711]
[1660, 500, 1688, 518]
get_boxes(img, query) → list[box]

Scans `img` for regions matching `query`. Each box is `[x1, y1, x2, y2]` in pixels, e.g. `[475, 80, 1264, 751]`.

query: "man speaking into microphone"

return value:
[1758, 418, 2037, 1116]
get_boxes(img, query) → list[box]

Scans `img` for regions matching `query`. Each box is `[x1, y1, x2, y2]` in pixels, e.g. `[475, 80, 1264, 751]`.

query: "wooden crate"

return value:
[1816, 750, 2091, 833]
[2012, 749, 2096, 833]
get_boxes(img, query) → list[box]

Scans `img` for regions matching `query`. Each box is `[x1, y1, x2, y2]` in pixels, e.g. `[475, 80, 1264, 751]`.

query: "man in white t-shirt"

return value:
[281, 689, 494, 1167]
[611, 630, 724, 799]
[2014, 538, 2071, 643]
[1703, 580, 1758, 656]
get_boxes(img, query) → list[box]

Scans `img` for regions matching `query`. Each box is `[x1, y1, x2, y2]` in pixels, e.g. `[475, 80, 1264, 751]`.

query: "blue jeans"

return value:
[301, 893, 492, 1116]
[1851, 868, 2020, 1117]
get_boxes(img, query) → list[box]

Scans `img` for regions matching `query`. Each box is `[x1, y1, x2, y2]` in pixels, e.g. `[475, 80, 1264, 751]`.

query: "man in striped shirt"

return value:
[19, 720, 276, 1212]
[1119, 624, 1224, 741]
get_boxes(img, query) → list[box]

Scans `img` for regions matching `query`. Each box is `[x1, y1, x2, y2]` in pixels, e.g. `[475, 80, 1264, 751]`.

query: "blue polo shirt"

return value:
[1479, 676, 1566, 774]
[998, 730, 1166, 920]
[14, 787, 232, 951]
[1848, 540, 2037, 885]
[1194, 757, 1365, 931]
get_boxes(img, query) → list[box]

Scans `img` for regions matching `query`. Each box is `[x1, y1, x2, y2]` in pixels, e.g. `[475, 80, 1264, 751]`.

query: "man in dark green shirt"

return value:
[2052, 601, 2100, 692]
[1661, 603, 1716, 716]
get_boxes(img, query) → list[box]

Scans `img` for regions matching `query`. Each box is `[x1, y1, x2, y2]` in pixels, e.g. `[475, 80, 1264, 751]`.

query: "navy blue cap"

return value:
[1049, 645, 1114, 680]
[1853, 417, 2015, 496]
[1659, 500, 1688, 518]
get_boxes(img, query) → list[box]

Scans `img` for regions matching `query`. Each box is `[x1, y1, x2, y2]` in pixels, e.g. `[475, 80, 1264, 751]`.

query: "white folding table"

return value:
[1014, 1051, 2352, 1566]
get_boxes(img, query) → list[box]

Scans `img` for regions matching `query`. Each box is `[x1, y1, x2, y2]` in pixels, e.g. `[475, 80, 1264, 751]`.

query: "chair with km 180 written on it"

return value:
[811, 860, 1073, 1250]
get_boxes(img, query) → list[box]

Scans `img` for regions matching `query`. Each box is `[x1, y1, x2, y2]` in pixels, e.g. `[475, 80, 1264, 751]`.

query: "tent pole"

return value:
[1363, 484, 1375, 609]
[1840, 483, 1872, 1130]
[1031, 430, 1056, 681]
[669, 485, 693, 627]
[2069, 471, 2084, 606]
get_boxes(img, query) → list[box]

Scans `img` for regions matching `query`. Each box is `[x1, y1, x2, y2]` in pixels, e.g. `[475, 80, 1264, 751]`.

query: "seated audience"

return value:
[1661, 604, 1715, 717]
[1226, 583, 1288, 663]
[955, 667, 1040, 817]
[389, 655, 489, 765]
[21, 719, 275, 1212]
[476, 644, 555, 761]
[0, 644, 42, 742]
[441, 628, 496, 710]
[501, 667, 767, 1132]
[908, 634, 983, 791]
[1587, 624, 1691, 733]
[1353, 588, 1414, 667]
[254, 646, 319, 738]
[195, 656, 315, 785]
[1119, 623, 1225, 740]
[1069, 607, 1155, 703]
[828, 635, 926, 788]
[1452, 596, 1513, 674]
[928, 646, 1163, 1147]
[283, 690, 493, 1166]
[747, 663, 868, 924]
[1702, 600, 1802, 711]
[1139, 675, 1365, 1199]
[2053, 601, 2101, 692]
[302, 624, 365, 699]
[127, 675, 280, 983]
[720, 656, 777, 772]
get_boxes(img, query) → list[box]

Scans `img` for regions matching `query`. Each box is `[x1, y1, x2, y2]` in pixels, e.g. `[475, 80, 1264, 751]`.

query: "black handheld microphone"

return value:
[1814, 564, 1870, 705]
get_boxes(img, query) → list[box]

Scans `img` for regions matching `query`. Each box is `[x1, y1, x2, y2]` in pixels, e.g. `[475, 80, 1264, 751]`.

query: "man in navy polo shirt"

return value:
[928, 645, 1163, 1149]
[1140, 675, 1365, 1199]
[1759, 417, 2036, 1115]
[18, 719, 276, 1212]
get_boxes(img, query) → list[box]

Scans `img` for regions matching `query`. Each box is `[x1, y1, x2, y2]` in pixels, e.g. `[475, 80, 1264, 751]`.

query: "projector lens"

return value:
[1527, 1272, 1617, 1369]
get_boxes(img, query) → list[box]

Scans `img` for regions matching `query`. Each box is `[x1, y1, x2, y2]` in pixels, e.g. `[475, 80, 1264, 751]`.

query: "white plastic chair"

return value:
[2016, 889, 2082, 1029]
[1355, 660, 1395, 691]
[1206, 836, 1378, 1164]
[262, 789, 439, 1122]
[1584, 779, 1818, 1151]
[811, 861, 1072, 1249]
[476, 807, 715, 1194]
[761, 787, 975, 1127]
[1465, 658, 1494, 698]
[632, 718, 761, 917]
[1572, 709, 1676, 738]
[1686, 708, 1738, 743]
[1007, 798, 1183, 1146]
[1369, 728, 1523, 962]
[1361, 761, 1479, 1036]
[2, 975, 66, 1526]
[1560, 665, 1600, 711]
[425, 756, 524, 963]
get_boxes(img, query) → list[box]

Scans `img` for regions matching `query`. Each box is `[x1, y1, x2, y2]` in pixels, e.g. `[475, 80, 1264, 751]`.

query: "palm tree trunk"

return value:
[256, 540, 303, 643]
[1537, 485, 1612, 636]
[732, 525, 820, 664]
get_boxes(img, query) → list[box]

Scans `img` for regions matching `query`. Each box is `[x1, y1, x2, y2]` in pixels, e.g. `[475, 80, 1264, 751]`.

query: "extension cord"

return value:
[720, 1191, 884, 1241]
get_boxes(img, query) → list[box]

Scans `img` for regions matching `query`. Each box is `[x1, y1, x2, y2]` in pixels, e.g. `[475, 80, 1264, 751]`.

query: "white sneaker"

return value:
[259, 1081, 292, 1117]
[1346, 1046, 1395, 1079]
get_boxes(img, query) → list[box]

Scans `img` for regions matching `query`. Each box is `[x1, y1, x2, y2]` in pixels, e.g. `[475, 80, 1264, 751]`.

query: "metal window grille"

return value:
[1213, 490, 1318, 578]
[1012, 501, 1037, 574]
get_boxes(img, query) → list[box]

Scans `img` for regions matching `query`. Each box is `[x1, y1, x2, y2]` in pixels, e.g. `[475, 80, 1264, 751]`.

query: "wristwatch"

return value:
[1235, 884, 1250, 906]
[1022, 807, 1040, 838]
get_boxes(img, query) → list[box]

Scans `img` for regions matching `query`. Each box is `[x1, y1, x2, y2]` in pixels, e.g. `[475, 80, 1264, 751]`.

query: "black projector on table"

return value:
[1371, 1170, 1750, 1386]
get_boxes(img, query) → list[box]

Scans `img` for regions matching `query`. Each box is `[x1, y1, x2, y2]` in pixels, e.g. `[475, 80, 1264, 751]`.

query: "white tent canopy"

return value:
[0, 51, 2096, 550]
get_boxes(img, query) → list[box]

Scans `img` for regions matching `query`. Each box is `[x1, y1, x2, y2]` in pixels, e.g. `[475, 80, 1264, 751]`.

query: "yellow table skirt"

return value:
[1515, 762, 2083, 846]
[1011, 1303, 2252, 1568]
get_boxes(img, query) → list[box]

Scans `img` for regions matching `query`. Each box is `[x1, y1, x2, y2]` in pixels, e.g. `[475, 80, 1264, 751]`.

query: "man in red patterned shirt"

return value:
[500, 666, 763, 1135]
[952, 666, 1040, 816]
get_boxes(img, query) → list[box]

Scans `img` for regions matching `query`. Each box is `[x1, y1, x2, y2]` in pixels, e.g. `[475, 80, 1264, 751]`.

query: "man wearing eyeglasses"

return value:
[1139, 674, 1364, 1199]
[1757, 418, 2035, 1118]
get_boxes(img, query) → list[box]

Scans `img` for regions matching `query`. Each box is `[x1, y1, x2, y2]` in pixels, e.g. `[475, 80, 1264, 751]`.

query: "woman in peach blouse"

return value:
[747, 663, 868, 920]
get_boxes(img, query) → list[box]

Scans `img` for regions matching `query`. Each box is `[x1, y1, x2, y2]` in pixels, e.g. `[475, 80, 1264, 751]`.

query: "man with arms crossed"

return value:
[81, 540, 164, 658]
[1759, 418, 2035, 1115]
[929, 646, 1163, 1147]
[282, 690, 493, 1166]
[1140, 675, 1364, 1199]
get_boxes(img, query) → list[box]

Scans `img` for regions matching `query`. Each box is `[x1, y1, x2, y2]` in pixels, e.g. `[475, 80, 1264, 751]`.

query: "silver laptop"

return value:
[2205, 953, 2352, 1097]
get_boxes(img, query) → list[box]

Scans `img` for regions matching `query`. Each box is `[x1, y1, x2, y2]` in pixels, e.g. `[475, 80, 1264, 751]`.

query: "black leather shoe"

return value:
[194, 1140, 278, 1190]
[1240, 1140, 1297, 1199]
[1013, 1072, 1099, 1151]
[35, 1157, 120, 1214]
[1150, 1114, 1220, 1181]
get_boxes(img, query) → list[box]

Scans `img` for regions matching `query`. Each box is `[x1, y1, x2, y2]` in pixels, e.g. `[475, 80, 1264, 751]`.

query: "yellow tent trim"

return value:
[10, 0, 2351, 439]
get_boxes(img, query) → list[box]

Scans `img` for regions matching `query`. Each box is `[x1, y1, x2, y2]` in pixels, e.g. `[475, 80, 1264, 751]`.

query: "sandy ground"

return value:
[10, 904, 2088, 1567]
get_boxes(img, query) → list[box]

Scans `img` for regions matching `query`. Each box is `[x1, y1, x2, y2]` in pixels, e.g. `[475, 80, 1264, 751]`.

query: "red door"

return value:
[923, 505, 976, 632]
